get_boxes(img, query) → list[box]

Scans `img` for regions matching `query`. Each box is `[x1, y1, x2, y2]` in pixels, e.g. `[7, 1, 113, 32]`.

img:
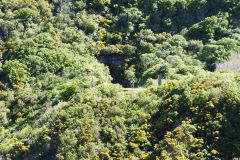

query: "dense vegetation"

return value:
[0, 0, 240, 159]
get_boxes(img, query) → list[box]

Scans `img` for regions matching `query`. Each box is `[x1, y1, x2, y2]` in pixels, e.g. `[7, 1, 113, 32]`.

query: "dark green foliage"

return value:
[143, 64, 169, 80]
[187, 15, 229, 42]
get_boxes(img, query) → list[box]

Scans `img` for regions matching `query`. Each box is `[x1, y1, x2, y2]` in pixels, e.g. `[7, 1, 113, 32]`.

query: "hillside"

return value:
[0, 0, 240, 159]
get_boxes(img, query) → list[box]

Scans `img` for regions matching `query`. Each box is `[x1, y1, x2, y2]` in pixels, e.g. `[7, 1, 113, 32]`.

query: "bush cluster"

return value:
[0, 0, 240, 159]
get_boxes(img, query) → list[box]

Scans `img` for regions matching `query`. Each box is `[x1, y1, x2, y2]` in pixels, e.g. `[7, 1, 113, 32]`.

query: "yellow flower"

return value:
[237, 98, 240, 103]
[167, 118, 173, 123]
[129, 142, 138, 149]
[216, 113, 223, 119]
[176, 155, 189, 160]
[120, 6, 125, 9]
[146, 114, 151, 119]
[33, 1, 38, 6]
[12, 137, 18, 141]
[141, 152, 152, 159]
[199, 139, 204, 144]
[113, 4, 119, 8]
[211, 149, 219, 155]
[17, 112, 22, 117]
[208, 101, 215, 108]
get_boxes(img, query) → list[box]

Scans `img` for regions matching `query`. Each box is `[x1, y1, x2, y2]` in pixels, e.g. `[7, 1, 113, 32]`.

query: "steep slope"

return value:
[0, 0, 240, 160]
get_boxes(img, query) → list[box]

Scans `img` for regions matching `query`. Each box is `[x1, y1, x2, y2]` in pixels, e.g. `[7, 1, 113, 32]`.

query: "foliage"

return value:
[2, 60, 29, 85]
[0, 0, 240, 159]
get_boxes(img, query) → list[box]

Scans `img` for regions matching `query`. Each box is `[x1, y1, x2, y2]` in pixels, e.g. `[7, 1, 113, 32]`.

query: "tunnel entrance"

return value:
[97, 55, 126, 85]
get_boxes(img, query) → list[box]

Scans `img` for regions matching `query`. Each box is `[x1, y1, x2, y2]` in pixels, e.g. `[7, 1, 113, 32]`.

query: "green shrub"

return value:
[187, 40, 204, 53]
[142, 64, 169, 81]
[3, 60, 29, 85]
[168, 35, 188, 48]
[188, 15, 229, 42]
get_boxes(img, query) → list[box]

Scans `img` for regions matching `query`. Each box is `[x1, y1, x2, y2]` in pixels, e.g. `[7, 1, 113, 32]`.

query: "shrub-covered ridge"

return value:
[0, 0, 240, 159]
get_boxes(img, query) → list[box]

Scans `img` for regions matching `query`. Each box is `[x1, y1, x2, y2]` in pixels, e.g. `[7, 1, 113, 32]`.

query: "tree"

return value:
[3, 60, 29, 85]
[14, 8, 38, 28]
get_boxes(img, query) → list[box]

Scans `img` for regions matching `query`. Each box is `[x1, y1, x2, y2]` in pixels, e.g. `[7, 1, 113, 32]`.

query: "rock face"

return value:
[96, 55, 125, 84]
[97, 55, 125, 66]
[41, 151, 57, 160]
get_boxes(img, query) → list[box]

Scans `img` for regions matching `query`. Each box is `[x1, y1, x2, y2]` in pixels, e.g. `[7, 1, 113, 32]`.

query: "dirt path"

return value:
[123, 88, 146, 94]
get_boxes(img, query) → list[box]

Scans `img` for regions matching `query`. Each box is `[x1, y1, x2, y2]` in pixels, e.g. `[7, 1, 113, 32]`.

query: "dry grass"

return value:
[215, 54, 240, 71]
